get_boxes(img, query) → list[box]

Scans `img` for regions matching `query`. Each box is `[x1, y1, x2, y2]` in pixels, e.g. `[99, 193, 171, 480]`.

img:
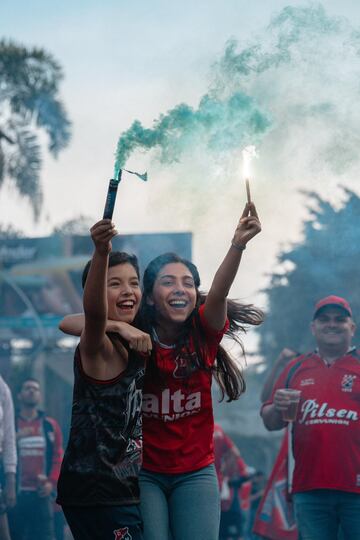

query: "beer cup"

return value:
[282, 389, 301, 422]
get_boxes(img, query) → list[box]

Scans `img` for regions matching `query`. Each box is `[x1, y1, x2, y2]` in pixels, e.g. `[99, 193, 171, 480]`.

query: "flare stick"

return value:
[103, 170, 122, 219]
[245, 178, 251, 204]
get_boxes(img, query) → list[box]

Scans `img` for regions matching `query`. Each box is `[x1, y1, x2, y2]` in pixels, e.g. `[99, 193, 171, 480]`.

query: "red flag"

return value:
[252, 430, 298, 540]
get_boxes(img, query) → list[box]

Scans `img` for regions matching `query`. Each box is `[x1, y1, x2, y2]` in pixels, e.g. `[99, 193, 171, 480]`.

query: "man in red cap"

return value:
[261, 295, 360, 540]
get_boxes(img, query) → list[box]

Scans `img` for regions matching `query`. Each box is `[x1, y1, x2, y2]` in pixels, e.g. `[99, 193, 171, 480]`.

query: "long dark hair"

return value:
[138, 252, 264, 402]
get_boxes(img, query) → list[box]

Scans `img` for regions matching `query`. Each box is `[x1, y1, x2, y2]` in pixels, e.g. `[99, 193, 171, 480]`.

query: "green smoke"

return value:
[212, 3, 360, 177]
[115, 3, 360, 181]
[216, 4, 342, 79]
[114, 92, 271, 177]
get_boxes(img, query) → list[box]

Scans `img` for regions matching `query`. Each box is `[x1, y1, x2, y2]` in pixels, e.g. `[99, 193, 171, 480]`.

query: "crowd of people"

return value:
[1, 199, 359, 540]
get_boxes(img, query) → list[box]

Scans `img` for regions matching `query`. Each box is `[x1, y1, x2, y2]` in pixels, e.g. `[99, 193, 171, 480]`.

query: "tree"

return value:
[0, 39, 71, 219]
[258, 188, 360, 365]
[52, 215, 94, 235]
[0, 223, 25, 238]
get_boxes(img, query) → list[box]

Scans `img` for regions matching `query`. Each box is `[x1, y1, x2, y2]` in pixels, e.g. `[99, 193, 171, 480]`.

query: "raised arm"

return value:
[80, 219, 117, 356]
[204, 202, 261, 330]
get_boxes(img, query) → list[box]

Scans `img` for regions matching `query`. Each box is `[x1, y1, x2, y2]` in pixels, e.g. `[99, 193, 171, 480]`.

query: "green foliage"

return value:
[258, 188, 360, 364]
[0, 39, 71, 219]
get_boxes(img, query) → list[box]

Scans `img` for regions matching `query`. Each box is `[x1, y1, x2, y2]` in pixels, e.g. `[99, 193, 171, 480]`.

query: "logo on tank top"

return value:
[113, 527, 132, 539]
[341, 374, 356, 392]
[112, 438, 142, 481]
[172, 351, 198, 378]
[124, 376, 143, 431]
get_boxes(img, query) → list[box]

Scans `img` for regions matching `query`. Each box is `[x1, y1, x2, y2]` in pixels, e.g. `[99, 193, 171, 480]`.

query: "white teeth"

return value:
[169, 300, 187, 307]
[118, 302, 134, 308]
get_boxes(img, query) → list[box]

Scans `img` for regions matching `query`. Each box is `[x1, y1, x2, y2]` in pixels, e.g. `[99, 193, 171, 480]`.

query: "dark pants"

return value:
[62, 504, 143, 540]
[9, 491, 55, 540]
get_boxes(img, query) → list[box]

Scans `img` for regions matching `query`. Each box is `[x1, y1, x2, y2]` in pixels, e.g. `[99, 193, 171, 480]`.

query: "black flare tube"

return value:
[103, 170, 122, 219]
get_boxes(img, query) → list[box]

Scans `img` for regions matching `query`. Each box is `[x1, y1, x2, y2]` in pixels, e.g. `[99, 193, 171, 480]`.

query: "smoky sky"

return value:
[114, 3, 360, 185]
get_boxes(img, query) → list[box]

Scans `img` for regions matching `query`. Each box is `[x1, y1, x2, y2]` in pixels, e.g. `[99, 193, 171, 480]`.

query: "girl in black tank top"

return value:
[57, 220, 151, 540]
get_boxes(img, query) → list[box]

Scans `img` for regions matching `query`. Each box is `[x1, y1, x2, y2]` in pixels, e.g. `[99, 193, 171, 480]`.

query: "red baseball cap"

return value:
[313, 295, 352, 319]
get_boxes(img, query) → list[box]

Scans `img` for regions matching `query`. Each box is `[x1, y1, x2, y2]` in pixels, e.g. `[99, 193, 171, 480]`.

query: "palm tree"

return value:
[0, 39, 71, 220]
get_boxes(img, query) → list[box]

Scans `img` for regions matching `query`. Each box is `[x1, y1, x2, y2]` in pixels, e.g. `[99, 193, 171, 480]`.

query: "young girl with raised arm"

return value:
[136, 201, 262, 540]
[57, 219, 151, 540]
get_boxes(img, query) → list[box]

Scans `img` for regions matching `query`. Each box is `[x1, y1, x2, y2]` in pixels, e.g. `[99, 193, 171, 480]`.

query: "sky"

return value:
[1, 0, 360, 319]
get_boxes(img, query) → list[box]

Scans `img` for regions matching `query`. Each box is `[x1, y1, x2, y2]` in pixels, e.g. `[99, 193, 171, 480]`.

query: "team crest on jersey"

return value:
[113, 527, 132, 540]
[341, 374, 356, 392]
[173, 351, 198, 378]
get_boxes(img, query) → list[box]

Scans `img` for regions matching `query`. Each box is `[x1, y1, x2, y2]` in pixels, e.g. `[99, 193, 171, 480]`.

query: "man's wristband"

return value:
[231, 241, 246, 251]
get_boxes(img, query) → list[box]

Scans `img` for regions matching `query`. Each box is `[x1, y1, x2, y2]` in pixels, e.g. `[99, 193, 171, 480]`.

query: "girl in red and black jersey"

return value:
[136, 202, 263, 540]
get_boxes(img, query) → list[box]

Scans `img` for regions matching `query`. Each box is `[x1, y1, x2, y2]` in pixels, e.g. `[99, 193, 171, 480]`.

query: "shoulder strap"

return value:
[284, 353, 309, 388]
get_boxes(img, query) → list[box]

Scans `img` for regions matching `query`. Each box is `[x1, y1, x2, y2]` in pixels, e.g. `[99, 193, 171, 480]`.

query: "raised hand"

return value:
[90, 219, 118, 255]
[232, 202, 261, 248]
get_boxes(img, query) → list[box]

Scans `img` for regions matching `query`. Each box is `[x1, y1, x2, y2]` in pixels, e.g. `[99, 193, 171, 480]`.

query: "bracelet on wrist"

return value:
[231, 241, 246, 251]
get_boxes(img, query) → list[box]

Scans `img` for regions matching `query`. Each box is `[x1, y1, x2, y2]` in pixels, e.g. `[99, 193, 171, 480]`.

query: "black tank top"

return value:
[57, 345, 145, 506]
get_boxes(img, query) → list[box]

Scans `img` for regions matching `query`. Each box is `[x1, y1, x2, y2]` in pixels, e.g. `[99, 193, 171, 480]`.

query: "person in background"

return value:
[9, 377, 63, 540]
[214, 423, 252, 540]
[261, 295, 360, 540]
[0, 374, 17, 540]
